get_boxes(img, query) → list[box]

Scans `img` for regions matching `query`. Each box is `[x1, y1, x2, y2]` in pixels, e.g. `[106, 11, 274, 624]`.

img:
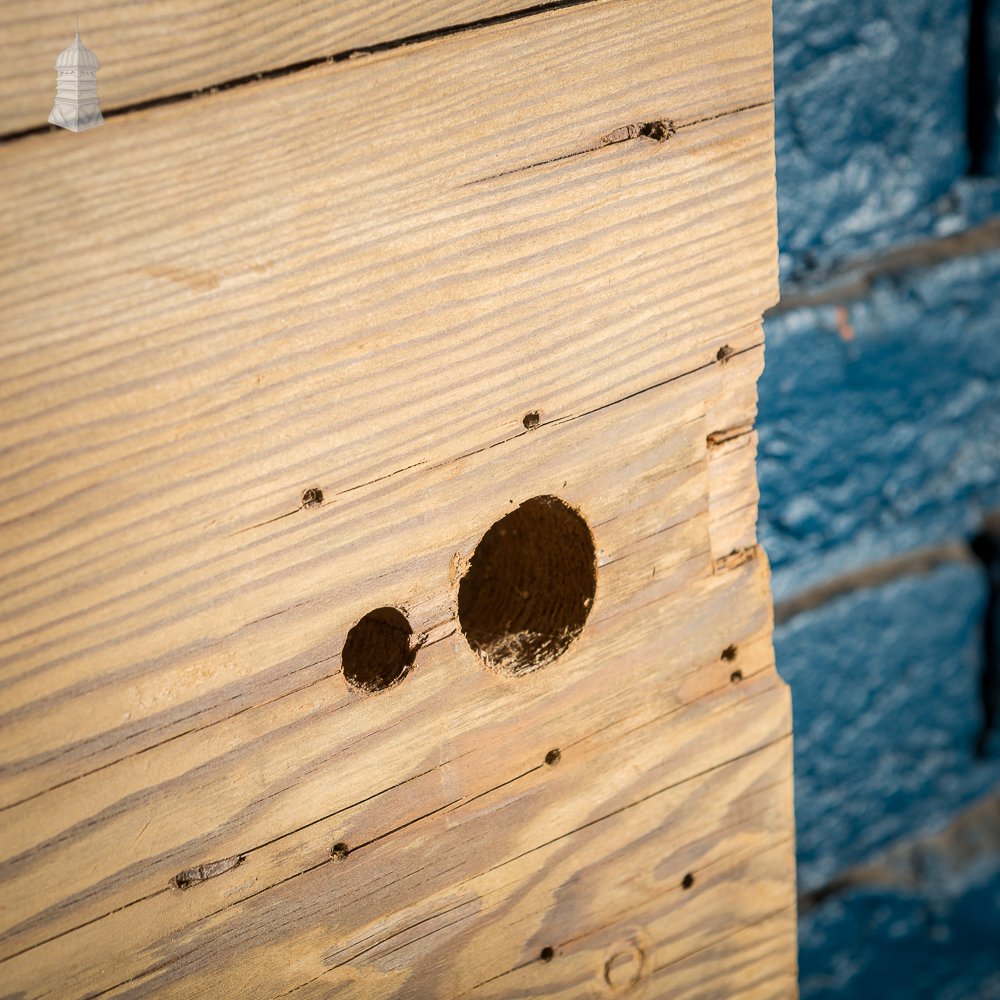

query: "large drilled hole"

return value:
[342, 607, 414, 693]
[457, 496, 596, 675]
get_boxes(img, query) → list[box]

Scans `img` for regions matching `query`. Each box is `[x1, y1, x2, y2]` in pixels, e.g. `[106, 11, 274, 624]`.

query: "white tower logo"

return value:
[49, 20, 104, 132]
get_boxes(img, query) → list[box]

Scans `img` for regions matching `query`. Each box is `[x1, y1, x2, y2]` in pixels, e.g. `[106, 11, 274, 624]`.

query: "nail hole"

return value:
[301, 487, 323, 508]
[721, 644, 738, 661]
[457, 496, 597, 675]
[730, 669, 743, 684]
[330, 842, 350, 860]
[540, 946, 555, 962]
[681, 872, 695, 890]
[523, 411, 540, 430]
[342, 607, 415, 693]
[545, 748, 561, 766]
[716, 345, 733, 363]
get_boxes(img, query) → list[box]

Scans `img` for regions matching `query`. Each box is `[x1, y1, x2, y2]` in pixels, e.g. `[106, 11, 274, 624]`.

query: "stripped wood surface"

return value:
[0, 0, 547, 136]
[0, 0, 793, 995]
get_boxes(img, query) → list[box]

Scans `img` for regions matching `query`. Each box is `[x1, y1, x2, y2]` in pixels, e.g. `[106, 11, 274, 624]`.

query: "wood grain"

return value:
[0, 0, 792, 995]
[0, 0, 573, 136]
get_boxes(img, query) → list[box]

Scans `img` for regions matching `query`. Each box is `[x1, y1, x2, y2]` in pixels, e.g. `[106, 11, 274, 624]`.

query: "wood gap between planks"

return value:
[0, 0, 602, 145]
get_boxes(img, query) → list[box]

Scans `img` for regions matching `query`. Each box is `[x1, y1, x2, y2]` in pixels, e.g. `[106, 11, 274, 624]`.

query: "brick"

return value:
[775, 562, 1000, 890]
[773, 0, 970, 280]
[799, 868, 1000, 999]
[759, 250, 1000, 602]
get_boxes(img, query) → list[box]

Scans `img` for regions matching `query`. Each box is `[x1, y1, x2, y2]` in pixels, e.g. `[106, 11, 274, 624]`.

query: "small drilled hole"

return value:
[342, 607, 414, 693]
[545, 748, 561, 766]
[681, 872, 695, 890]
[301, 487, 323, 508]
[721, 644, 738, 661]
[330, 842, 350, 860]
[523, 411, 540, 429]
[716, 345, 734, 363]
[730, 669, 743, 684]
[540, 946, 554, 962]
[457, 496, 597, 675]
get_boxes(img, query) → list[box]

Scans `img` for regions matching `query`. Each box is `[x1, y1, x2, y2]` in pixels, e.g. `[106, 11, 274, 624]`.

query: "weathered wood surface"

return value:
[0, 0, 793, 996]
[0, 0, 546, 136]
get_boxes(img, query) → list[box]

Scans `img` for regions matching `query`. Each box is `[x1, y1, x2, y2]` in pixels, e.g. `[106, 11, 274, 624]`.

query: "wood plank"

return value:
[0, 349, 755, 957]
[0, 0, 790, 994]
[0, 0, 776, 780]
[653, 907, 799, 999]
[0, 0, 567, 136]
[0, 360, 792, 995]
[1, 649, 792, 997]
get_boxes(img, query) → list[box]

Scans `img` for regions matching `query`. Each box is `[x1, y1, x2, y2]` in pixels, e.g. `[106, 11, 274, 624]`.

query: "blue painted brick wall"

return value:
[766, 0, 1000, 994]
[773, 0, 1000, 283]
[774, 562, 999, 891]
[759, 251, 1000, 603]
[799, 868, 1000, 1000]
[773, 0, 971, 280]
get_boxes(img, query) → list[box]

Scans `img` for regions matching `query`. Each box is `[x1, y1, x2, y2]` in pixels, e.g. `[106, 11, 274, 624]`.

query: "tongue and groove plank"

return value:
[0, 0, 595, 136]
[0, 0, 791, 996]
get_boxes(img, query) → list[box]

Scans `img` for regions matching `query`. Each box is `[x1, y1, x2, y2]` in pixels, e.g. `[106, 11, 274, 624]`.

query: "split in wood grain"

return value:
[0, 0, 603, 140]
[465, 101, 773, 185]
